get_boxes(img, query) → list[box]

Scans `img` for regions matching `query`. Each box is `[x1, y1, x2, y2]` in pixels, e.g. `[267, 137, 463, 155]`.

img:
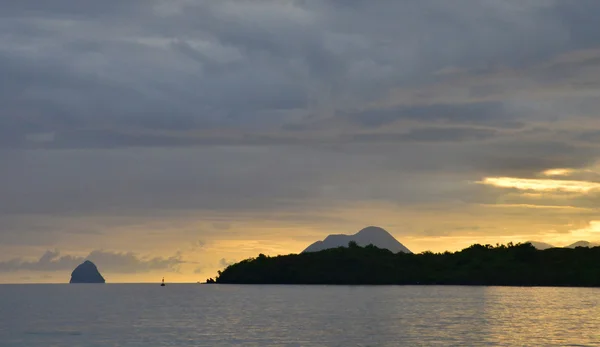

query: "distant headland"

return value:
[70, 260, 105, 284]
[212, 236, 600, 287]
[528, 240, 600, 250]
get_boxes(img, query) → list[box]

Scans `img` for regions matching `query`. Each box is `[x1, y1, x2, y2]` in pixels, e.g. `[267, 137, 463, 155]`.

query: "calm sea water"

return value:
[0, 284, 598, 346]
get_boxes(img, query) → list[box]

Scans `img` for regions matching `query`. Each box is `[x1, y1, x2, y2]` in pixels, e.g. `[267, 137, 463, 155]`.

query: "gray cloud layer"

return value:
[0, 249, 183, 273]
[1, 0, 600, 149]
[1, 1, 600, 255]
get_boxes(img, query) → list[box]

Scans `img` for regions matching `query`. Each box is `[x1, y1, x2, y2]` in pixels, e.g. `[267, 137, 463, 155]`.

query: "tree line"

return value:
[209, 242, 600, 287]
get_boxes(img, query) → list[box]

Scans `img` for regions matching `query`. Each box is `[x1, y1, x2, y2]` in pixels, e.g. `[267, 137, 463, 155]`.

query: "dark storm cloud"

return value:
[0, 138, 596, 220]
[551, 0, 600, 51]
[577, 130, 600, 143]
[464, 140, 599, 177]
[2, 1, 600, 149]
[347, 127, 498, 143]
[0, 147, 331, 215]
[0, 0, 144, 18]
[0, 249, 183, 273]
[343, 102, 525, 129]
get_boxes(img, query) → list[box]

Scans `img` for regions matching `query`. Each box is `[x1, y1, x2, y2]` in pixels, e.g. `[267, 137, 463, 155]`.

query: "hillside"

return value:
[526, 241, 556, 250]
[567, 241, 600, 248]
[527, 240, 600, 250]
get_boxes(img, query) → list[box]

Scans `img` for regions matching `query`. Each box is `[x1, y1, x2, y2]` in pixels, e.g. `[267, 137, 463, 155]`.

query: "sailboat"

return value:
[161, 277, 166, 287]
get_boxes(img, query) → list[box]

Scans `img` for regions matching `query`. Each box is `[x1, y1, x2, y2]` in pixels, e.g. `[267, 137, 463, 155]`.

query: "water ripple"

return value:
[0, 284, 598, 346]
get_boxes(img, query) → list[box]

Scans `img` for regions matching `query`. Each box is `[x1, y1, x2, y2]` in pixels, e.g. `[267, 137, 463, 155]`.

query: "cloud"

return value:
[0, 249, 183, 273]
[194, 258, 235, 274]
[570, 221, 600, 241]
[2, 1, 600, 276]
[542, 168, 576, 177]
[87, 250, 184, 273]
[480, 177, 600, 193]
[193, 240, 206, 249]
[1, 1, 600, 149]
[212, 223, 231, 230]
[219, 258, 236, 268]
[347, 127, 498, 143]
[343, 102, 525, 130]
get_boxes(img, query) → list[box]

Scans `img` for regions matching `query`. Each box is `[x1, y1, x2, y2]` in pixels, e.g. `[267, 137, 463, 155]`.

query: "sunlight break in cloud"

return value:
[570, 221, 600, 241]
[541, 168, 574, 177]
[480, 177, 600, 193]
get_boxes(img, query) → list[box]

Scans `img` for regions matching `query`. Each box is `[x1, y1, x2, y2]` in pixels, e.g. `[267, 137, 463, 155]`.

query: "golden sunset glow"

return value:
[570, 221, 600, 240]
[541, 168, 574, 177]
[480, 177, 600, 193]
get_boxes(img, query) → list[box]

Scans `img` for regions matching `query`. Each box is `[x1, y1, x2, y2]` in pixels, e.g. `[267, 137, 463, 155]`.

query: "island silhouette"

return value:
[70, 260, 105, 283]
[527, 240, 600, 250]
[209, 227, 600, 287]
[303, 226, 411, 254]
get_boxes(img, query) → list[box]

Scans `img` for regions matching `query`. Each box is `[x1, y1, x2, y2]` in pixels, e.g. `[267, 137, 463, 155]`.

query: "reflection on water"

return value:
[483, 287, 599, 346]
[0, 284, 598, 346]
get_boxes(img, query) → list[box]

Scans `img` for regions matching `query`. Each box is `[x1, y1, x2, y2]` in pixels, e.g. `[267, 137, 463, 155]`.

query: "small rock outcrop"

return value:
[70, 260, 105, 283]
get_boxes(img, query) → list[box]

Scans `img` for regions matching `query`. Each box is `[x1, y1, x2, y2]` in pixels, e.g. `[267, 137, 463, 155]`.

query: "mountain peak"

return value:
[567, 240, 600, 248]
[303, 226, 411, 254]
[356, 226, 390, 235]
[527, 240, 599, 250]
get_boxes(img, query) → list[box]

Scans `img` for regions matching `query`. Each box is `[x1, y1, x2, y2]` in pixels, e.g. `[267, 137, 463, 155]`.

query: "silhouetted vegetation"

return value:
[214, 242, 600, 287]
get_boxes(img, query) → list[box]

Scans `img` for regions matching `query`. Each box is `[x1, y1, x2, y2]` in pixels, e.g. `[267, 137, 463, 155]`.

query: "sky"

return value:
[1, 0, 600, 283]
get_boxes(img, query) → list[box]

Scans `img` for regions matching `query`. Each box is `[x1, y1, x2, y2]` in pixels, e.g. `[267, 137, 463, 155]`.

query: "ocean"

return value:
[1, 284, 598, 346]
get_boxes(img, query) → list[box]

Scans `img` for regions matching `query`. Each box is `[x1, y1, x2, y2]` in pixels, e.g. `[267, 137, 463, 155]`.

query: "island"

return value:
[214, 242, 600, 287]
[70, 260, 106, 283]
